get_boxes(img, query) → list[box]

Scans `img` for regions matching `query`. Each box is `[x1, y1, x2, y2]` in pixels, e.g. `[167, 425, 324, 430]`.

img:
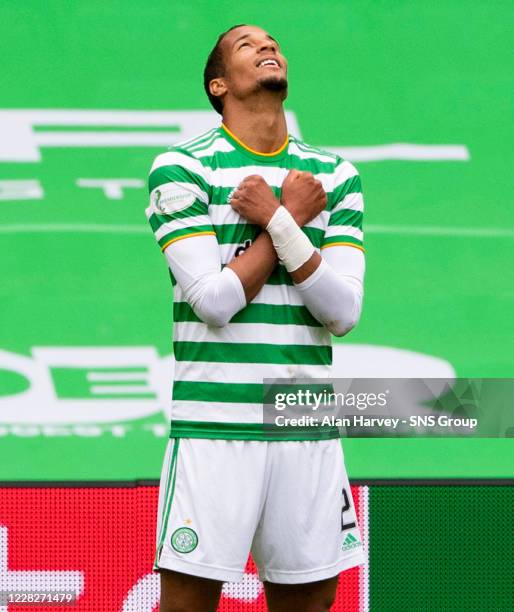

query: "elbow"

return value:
[328, 289, 363, 336]
[192, 305, 232, 328]
[326, 317, 357, 337]
[184, 268, 245, 327]
[326, 305, 362, 337]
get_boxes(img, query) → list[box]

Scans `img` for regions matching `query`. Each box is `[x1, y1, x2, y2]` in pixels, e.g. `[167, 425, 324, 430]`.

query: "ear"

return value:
[209, 77, 227, 100]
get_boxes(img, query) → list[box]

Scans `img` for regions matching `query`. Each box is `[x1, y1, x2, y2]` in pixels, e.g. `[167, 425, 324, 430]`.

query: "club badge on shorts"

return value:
[171, 527, 198, 553]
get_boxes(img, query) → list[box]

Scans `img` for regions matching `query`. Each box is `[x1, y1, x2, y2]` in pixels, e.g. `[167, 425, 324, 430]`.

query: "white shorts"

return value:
[153, 437, 365, 584]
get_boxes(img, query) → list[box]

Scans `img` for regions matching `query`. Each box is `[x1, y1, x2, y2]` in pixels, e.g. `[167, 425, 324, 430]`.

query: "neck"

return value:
[222, 94, 288, 154]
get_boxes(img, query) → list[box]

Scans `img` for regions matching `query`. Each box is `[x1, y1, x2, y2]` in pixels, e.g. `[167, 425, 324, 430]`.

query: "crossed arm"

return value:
[164, 171, 364, 336]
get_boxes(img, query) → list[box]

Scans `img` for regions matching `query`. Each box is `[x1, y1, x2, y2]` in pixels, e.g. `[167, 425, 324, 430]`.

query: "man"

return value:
[146, 24, 366, 612]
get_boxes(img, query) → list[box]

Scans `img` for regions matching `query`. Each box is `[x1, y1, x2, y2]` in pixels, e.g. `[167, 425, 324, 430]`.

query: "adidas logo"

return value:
[342, 532, 362, 552]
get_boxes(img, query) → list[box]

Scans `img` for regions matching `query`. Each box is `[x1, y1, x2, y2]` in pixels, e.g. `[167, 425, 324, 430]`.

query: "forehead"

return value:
[222, 26, 278, 51]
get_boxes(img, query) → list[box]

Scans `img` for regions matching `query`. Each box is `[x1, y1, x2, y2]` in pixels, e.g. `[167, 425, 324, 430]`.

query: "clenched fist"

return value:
[280, 169, 327, 226]
[230, 175, 280, 228]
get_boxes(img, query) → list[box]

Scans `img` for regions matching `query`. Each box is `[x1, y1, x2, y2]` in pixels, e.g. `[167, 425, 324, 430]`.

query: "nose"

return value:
[257, 40, 276, 54]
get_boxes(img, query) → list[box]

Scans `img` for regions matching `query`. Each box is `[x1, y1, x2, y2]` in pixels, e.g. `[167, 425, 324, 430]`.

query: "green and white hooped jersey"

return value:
[146, 124, 364, 441]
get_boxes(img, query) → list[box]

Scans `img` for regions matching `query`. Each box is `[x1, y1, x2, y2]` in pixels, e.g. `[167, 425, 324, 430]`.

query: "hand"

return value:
[280, 169, 327, 226]
[230, 175, 280, 228]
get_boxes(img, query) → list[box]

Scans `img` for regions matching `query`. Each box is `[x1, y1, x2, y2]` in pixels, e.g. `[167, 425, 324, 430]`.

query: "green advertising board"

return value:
[0, 1, 512, 480]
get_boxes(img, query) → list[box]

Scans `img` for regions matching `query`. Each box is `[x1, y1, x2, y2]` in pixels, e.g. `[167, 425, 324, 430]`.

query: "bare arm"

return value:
[228, 171, 326, 293]
[227, 174, 284, 302]
[226, 231, 277, 302]
[277, 169, 326, 283]
[289, 250, 322, 284]
[231, 169, 365, 336]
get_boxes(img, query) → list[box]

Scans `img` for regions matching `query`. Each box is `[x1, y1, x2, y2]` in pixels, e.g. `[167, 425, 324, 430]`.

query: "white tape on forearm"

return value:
[265, 206, 315, 272]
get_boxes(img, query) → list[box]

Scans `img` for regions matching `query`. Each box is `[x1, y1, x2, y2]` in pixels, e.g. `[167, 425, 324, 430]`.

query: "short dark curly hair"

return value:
[203, 24, 247, 115]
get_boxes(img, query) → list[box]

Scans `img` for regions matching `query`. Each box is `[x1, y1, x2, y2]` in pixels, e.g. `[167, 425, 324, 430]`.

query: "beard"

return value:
[257, 75, 288, 94]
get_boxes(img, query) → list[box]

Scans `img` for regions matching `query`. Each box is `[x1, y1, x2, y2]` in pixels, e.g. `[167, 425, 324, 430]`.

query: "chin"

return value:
[258, 75, 288, 93]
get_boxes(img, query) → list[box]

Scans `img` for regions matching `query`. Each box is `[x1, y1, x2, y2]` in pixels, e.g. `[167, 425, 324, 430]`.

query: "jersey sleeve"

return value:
[145, 148, 215, 253]
[321, 159, 365, 252]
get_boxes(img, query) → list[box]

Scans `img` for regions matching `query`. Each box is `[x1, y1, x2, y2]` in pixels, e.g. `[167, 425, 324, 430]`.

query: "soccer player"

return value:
[146, 24, 366, 612]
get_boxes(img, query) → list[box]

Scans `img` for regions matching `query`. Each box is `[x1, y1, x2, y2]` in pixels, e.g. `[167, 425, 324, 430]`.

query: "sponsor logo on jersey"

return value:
[171, 527, 198, 553]
[234, 239, 252, 257]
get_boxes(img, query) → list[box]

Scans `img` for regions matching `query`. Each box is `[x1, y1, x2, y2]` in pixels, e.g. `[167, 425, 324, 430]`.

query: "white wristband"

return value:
[265, 206, 315, 272]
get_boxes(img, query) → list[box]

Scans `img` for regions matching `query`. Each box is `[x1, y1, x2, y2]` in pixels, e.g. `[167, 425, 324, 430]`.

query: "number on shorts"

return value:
[341, 487, 356, 532]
